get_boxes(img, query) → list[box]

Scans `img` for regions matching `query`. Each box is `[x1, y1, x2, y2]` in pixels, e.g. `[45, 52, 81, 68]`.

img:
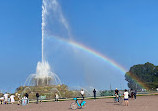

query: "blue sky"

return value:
[0, 0, 158, 93]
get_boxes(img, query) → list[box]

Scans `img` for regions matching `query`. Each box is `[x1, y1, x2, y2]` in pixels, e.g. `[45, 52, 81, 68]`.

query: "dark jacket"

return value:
[36, 93, 39, 98]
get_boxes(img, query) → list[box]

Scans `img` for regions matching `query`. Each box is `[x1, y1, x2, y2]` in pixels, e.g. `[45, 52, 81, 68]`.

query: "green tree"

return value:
[125, 62, 158, 90]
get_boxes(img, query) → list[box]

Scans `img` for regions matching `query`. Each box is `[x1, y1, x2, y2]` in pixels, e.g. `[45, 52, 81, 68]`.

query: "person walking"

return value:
[80, 89, 85, 100]
[10, 95, 15, 104]
[4, 92, 9, 104]
[93, 89, 96, 100]
[36, 93, 39, 104]
[123, 89, 129, 106]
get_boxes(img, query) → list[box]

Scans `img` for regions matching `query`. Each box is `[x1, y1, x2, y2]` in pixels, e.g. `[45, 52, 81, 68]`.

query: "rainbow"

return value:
[49, 36, 148, 89]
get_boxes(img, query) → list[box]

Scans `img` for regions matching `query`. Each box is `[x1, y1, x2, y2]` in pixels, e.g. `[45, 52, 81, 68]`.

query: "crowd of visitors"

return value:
[0, 88, 137, 107]
[0, 92, 15, 104]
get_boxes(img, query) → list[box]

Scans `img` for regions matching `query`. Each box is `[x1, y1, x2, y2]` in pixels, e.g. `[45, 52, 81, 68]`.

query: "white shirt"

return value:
[10, 95, 15, 102]
[23, 96, 28, 99]
[124, 92, 128, 99]
[81, 90, 84, 95]
[55, 94, 59, 99]
[4, 94, 9, 99]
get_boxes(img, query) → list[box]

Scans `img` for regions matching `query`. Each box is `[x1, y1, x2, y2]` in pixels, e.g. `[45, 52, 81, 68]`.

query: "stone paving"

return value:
[0, 95, 158, 111]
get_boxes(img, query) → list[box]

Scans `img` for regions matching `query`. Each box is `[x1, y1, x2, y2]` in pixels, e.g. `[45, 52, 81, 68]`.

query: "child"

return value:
[124, 89, 129, 106]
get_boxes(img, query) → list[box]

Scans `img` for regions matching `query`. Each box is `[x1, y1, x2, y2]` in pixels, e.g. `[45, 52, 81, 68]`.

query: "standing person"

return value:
[25, 93, 29, 104]
[93, 89, 96, 100]
[134, 89, 137, 99]
[80, 89, 85, 100]
[131, 89, 134, 99]
[115, 88, 119, 102]
[55, 93, 59, 102]
[3, 92, 9, 104]
[36, 93, 39, 104]
[17, 93, 21, 105]
[10, 95, 15, 104]
[123, 89, 129, 106]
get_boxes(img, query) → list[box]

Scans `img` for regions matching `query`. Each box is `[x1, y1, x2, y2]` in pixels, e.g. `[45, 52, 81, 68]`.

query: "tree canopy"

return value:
[125, 62, 158, 90]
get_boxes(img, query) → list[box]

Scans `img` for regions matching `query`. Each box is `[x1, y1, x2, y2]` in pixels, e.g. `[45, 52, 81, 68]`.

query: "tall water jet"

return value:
[25, 0, 63, 86]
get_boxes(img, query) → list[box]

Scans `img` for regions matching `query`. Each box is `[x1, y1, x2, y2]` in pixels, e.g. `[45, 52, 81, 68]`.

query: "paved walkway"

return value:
[0, 95, 158, 111]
